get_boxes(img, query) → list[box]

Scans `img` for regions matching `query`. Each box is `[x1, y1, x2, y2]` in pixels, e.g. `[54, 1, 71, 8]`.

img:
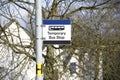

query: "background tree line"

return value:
[0, 0, 120, 80]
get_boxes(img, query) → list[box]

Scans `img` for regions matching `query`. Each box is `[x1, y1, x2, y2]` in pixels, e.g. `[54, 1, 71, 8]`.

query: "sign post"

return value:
[35, 1, 71, 80]
[43, 20, 71, 45]
[35, 0, 43, 80]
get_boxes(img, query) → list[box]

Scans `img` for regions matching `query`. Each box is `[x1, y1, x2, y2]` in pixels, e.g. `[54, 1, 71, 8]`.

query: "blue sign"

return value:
[43, 20, 71, 25]
[70, 62, 76, 74]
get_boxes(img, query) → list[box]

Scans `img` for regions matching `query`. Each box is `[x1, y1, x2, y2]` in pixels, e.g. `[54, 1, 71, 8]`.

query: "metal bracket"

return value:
[41, 25, 45, 27]
[41, 25, 46, 40]
[41, 37, 45, 40]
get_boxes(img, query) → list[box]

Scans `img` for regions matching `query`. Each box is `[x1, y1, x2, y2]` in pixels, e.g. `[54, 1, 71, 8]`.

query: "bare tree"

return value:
[0, 0, 120, 80]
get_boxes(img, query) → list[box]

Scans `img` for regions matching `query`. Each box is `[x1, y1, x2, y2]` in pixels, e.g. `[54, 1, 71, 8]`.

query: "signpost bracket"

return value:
[41, 25, 46, 27]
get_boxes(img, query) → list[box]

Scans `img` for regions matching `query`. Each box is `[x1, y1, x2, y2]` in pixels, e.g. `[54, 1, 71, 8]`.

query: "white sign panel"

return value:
[43, 20, 71, 44]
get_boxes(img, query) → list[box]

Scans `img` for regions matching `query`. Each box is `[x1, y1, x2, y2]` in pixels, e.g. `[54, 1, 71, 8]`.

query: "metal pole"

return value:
[35, 0, 43, 80]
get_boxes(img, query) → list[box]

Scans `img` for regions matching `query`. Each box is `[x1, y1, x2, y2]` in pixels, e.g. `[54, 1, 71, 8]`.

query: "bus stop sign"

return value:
[43, 20, 71, 44]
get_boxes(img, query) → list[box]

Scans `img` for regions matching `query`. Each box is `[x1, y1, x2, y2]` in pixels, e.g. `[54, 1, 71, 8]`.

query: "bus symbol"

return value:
[49, 26, 65, 31]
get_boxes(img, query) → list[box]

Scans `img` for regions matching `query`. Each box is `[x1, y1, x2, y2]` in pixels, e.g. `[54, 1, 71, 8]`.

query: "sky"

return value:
[0, 1, 33, 28]
[0, 0, 50, 28]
